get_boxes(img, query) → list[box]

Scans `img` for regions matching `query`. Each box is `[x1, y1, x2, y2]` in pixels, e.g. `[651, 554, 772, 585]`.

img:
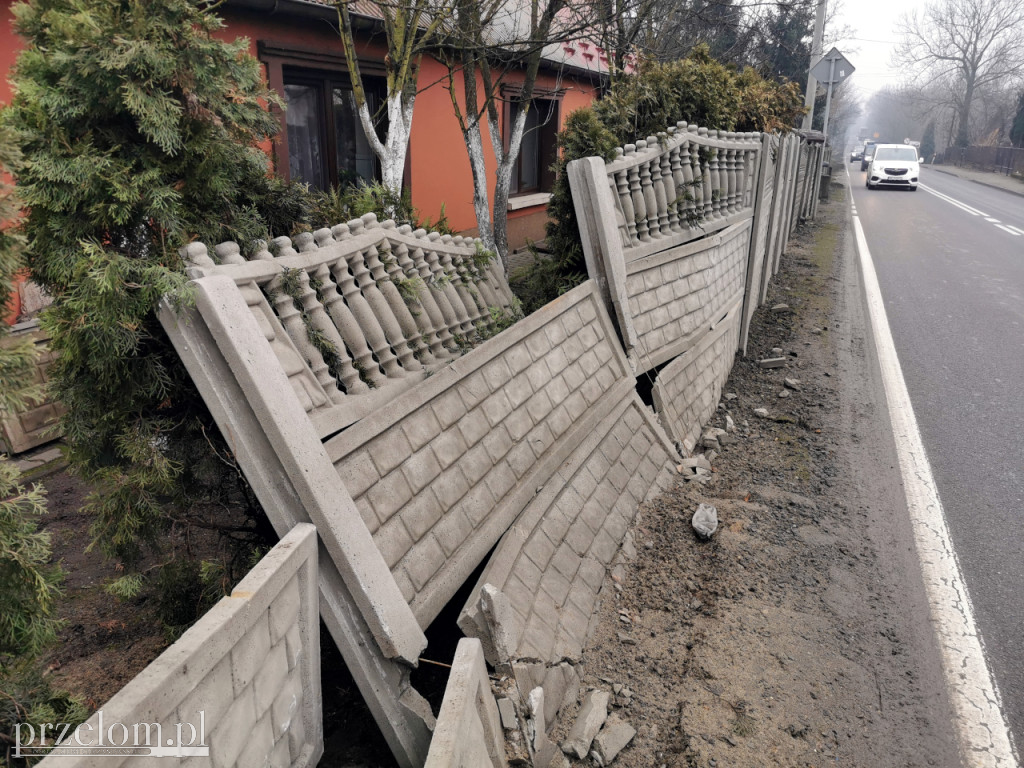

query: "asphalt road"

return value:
[848, 164, 1024, 755]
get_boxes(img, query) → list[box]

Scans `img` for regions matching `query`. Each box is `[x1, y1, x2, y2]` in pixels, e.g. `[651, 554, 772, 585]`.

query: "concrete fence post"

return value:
[739, 132, 773, 354]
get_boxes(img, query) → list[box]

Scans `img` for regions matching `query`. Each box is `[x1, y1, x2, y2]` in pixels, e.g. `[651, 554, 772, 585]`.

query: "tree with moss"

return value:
[3, 0, 294, 569]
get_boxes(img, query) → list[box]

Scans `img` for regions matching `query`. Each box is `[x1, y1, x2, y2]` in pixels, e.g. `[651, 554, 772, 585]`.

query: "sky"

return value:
[830, 0, 926, 99]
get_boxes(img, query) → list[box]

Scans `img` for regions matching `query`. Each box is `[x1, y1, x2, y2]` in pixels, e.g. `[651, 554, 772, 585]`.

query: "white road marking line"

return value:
[849, 172, 1018, 767]
[995, 224, 1021, 236]
[919, 183, 990, 217]
[1008, 225, 1024, 236]
[986, 217, 1001, 223]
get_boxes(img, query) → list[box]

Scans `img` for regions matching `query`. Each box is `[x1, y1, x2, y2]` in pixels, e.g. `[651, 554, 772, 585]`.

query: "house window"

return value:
[283, 70, 386, 190]
[508, 97, 560, 196]
[258, 41, 391, 190]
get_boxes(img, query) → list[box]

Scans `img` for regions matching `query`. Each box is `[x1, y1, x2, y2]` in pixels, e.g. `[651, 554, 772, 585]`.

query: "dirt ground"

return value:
[551, 178, 962, 768]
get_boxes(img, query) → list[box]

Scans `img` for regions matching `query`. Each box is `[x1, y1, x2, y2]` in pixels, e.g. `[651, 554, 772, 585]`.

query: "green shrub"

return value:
[537, 46, 805, 306]
[0, 657, 88, 766]
[4, 0, 302, 566]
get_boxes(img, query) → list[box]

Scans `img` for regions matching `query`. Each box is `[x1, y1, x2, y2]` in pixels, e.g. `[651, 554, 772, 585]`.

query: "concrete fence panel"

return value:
[424, 639, 507, 768]
[651, 303, 742, 452]
[324, 281, 635, 629]
[37, 523, 322, 768]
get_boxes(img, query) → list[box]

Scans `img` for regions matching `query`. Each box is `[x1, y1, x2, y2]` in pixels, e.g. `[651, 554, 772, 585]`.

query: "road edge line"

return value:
[847, 173, 1018, 768]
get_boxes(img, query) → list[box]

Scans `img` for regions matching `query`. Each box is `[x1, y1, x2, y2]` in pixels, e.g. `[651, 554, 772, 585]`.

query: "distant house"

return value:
[0, 0, 608, 265]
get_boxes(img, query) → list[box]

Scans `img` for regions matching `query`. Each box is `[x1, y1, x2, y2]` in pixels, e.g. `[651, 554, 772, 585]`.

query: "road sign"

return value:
[810, 47, 855, 86]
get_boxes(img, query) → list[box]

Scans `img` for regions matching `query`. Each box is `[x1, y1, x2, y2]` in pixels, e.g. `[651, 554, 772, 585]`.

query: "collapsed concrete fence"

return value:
[55, 122, 825, 768]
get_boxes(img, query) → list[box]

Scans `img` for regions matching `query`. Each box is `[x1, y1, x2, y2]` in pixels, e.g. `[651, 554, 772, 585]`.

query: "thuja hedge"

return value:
[2, 0, 306, 568]
[538, 46, 805, 305]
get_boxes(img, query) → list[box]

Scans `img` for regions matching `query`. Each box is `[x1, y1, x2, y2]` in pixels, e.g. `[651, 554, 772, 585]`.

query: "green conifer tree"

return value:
[0, 125, 64, 660]
[3, 0, 294, 566]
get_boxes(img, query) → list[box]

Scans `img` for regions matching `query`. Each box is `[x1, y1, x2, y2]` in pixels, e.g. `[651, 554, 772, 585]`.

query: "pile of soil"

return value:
[553, 180, 960, 768]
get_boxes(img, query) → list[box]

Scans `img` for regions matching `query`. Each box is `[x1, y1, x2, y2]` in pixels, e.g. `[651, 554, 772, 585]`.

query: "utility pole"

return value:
[801, 0, 827, 131]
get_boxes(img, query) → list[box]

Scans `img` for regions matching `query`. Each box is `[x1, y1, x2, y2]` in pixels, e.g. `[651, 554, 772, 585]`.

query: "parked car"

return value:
[865, 144, 920, 190]
[859, 142, 877, 171]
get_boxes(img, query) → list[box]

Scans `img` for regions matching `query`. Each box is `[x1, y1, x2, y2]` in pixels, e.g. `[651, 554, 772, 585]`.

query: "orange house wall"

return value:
[1, 1, 600, 241]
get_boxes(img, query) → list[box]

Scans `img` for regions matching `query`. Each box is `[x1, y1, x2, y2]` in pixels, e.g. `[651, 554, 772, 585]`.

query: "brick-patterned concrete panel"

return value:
[38, 524, 322, 768]
[459, 387, 677, 666]
[326, 282, 633, 628]
[624, 220, 749, 372]
[651, 303, 742, 453]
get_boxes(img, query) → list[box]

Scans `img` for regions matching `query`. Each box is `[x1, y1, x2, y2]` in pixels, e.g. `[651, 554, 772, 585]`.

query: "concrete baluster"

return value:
[421, 232, 475, 336]
[387, 225, 450, 360]
[361, 234, 426, 371]
[406, 233, 460, 353]
[331, 223, 405, 379]
[435, 234, 486, 330]
[614, 167, 637, 244]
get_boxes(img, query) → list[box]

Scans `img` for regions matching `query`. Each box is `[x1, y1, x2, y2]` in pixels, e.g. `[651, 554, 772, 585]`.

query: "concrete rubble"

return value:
[561, 690, 611, 759]
[591, 715, 637, 766]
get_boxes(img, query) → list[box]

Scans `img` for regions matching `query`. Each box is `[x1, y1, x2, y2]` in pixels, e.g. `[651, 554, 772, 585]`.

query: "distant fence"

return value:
[947, 145, 1024, 177]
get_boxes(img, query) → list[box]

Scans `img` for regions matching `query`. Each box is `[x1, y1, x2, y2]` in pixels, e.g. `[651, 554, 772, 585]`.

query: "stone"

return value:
[784, 377, 802, 391]
[617, 632, 636, 645]
[677, 456, 712, 472]
[753, 408, 769, 418]
[771, 347, 783, 355]
[778, 390, 790, 398]
[498, 697, 519, 730]
[758, 357, 787, 368]
[724, 392, 738, 401]
[725, 414, 736, 432]
[692, 503, 718, 540]
[561, 690, 611, 759]
[592, 715, 636, 764]
[771, 303, 791, 313]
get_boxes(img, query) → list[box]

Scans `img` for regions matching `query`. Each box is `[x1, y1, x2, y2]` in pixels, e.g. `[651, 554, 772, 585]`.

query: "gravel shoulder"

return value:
[555, 173, 962, 768]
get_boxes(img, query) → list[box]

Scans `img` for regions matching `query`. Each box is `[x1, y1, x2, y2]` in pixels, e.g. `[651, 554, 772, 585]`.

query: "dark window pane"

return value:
[519, 106, 540, 192]
[333, 87, 377, 186]
[284, 83, 326, 190]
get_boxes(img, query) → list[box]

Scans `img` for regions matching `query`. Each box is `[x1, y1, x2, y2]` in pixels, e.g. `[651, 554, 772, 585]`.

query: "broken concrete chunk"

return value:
[784, 377, 802, 391]
[692, 503, 719, 540]
[480, 583, 523, 665]
[541, 665, 569, 726]
[771, 303, 791, 312]
[758, 357, 787, 368]
[724, 392, 738, 401]
[677, 455, 712, 472]
[561, 690, 611, 759]
[725, 414, 736, 432]
[753, 407, 770, 418]
[498, 697, 519, 730]
[593, 715, 637, 764]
